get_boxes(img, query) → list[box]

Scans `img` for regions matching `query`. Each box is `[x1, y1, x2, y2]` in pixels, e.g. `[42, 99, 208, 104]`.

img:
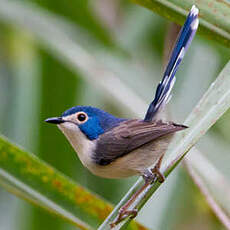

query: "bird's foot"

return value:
[143, 154, 165, 183]
[143, 165, 165, 183]
[110, 156, 165, 228]
[110, 180, 151, 227]
[110, 208, 138, 228]
[152, 166, 165, 183]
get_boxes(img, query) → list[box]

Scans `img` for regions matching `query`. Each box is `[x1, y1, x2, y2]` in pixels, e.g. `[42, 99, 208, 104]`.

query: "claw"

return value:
[110, 209, 138, 228]
[110, 182, 150, 227]
[152, 167, 165, 183]
[143, 154, 165, 184]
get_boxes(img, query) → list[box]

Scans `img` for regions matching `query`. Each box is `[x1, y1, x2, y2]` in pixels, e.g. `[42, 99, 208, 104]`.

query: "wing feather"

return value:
[93, 119, 187, 165]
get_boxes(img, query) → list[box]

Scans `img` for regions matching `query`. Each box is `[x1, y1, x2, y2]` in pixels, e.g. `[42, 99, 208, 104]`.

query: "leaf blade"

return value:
[185, 149, 230, 229]
[133, 0, 230, 48]
[0, 135, 108, 229]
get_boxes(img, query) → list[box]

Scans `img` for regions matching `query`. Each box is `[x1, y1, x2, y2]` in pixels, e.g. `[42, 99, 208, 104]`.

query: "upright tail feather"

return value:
[144, 5, 199, 121]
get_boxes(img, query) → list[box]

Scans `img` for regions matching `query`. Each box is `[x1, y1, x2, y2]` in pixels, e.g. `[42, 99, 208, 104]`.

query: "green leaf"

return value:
[0, 135, 147, 229]
[0, 135, 106, 229]
[0, 0, 229, 229]
[133, 0, 230, 48]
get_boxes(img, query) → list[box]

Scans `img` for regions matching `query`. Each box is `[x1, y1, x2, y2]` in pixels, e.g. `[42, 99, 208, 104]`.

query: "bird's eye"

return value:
[76, 112, 88, 123]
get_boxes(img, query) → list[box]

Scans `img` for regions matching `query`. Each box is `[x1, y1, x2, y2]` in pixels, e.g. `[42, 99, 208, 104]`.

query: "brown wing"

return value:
[93, 119, 187, 165]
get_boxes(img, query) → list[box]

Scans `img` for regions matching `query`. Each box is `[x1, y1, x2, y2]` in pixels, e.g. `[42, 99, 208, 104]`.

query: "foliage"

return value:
[0, 0, 230, 230]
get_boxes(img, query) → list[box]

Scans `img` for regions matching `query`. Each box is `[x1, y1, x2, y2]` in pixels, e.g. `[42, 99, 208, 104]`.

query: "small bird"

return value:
[46, 6, 199, 185]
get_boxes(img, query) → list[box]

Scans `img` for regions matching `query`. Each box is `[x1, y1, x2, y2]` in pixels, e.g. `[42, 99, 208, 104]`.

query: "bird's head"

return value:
[45, 106, 125, 140]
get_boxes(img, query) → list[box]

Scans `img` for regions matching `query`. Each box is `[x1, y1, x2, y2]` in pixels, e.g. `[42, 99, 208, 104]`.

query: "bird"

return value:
[46, 5, 199, 194]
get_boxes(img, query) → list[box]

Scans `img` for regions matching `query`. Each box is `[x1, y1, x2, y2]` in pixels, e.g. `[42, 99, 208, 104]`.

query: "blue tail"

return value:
[144, 5, 199, 121]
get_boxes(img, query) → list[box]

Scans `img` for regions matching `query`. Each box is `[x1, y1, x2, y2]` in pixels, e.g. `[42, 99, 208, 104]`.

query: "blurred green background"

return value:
[0, 0, 229, 229]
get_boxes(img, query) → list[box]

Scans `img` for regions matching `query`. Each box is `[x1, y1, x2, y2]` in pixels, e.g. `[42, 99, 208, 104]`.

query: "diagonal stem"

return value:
[98, 25, 230, 229]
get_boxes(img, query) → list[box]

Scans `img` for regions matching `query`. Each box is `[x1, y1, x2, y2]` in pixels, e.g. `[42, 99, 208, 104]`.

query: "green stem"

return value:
[99, 60, 230, 229]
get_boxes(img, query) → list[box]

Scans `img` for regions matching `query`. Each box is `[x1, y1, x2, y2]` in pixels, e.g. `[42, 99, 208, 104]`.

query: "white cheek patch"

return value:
[58, 122, 78, 132]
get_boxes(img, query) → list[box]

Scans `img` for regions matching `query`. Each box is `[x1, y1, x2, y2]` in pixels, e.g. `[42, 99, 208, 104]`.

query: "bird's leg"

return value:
[151, 154, 165, 183]
[142, 155, 165, 183]
[110, 156, 165, 227]
[110, 181, 150, 228]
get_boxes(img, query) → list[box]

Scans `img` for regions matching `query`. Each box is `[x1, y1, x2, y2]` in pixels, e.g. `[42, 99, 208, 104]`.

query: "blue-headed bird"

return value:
[46, 5, 199, 224]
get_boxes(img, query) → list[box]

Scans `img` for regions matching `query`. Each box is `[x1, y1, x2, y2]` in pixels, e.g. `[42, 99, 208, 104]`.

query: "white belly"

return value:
[87, 134, 173, 179]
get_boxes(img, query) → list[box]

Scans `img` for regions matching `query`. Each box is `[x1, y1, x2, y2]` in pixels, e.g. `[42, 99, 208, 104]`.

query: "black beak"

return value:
[45, 117, 65, 124]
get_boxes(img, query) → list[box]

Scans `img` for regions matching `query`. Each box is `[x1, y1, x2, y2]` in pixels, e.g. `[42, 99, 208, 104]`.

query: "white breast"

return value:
[58, 122, 96, 170]
[57, 122, 140, 178]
